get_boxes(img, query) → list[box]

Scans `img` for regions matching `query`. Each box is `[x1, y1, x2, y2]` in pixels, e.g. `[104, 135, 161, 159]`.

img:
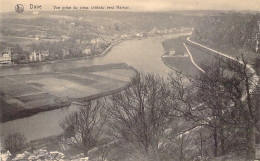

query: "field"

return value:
[162, 56, 200, 76]
[0, 63, 136, 122]
[162, 36, 187, 53]
[162, 37, 200, 75]
[161, 37, 222, 76]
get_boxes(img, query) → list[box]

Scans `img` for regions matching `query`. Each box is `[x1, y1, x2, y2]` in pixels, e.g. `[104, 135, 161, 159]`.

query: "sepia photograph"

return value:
[0, 0, 260, 160]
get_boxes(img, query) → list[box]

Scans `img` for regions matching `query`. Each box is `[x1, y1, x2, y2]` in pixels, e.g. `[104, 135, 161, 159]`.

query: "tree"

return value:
[60, 99, 106, 156]
[169, 55, 259, 159]
[4, 132, 26, 154]
[106, 72, 180, 161]
[224, 54, 259, 158]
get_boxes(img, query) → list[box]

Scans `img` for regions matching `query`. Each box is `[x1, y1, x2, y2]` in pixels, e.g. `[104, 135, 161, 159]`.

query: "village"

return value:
[0, 19, 187, 65]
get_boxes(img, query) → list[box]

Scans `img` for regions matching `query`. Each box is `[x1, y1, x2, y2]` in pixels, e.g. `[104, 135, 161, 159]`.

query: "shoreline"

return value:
[0, 32, 188, 70]
[0, 38, 127, 69]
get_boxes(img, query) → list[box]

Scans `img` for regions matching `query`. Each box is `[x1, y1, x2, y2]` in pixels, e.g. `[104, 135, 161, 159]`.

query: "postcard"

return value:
[0, 0, 260, 160]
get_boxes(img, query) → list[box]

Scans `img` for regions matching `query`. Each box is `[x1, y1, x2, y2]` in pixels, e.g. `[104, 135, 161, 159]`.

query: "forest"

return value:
[192, 12, 260, 55]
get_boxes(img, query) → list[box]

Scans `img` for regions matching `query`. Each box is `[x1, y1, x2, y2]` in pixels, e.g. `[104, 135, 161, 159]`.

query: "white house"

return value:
[0, 47, 12, 64]
[168, 50, 176, 56]
[29, 50, 49, 62]
[0, 53, 11, 64]
[84, 48, 92, 55]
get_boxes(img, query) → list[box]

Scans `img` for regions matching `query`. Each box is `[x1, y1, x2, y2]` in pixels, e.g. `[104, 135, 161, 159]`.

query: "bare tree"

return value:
[224, 54, 259, 158]
[59, 99, 106, 156]
[169, 55, 259, 159]
[106, 72, 179, 161]
[4, 132, 26, 154]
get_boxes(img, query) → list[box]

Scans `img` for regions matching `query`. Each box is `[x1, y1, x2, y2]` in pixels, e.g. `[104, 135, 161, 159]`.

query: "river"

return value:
[0, 33, 190, 144]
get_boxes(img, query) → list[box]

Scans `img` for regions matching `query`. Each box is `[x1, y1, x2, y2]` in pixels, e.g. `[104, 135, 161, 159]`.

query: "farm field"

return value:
[0, 63, 136, 122]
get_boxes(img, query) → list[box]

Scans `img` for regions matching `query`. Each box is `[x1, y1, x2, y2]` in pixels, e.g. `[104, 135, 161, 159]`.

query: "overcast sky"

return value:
[1, 0, 260, 13]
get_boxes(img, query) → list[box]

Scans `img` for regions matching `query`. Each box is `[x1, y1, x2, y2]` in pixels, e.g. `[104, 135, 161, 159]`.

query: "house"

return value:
[135, 33, 143, 37]
[90, 39, 97, 44]
[0, 47, 12, 64]
[121, 34, 128, 38]
[35, 35, 41, 40]
[167, 48, 184, 56]
[168, 50, 176, 56]
[90, 38, 104, 45]
[29, 50, 49, 62]
[83, 48, 91, 55]
[30, 51, 40, 61]
[0, 52, 11, 64]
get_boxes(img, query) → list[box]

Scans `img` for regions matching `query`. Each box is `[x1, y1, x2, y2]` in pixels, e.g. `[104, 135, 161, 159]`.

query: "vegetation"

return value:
[105, 73, 176, 160]
[2, 10, 260, 161]
[192, 12, 260, 55]
[4, 132, 27, 154]
[60, 100, 107, 156]
[169, 55, 259, 159]
[56, 55, 259, 160]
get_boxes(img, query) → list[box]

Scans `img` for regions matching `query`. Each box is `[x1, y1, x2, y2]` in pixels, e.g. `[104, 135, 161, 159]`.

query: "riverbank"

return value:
[0, 39, 126, 69]
[0, 32, 189, 70]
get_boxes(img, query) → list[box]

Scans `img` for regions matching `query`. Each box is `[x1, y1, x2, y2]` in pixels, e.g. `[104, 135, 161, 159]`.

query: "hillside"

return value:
[192, 12, 260, 55]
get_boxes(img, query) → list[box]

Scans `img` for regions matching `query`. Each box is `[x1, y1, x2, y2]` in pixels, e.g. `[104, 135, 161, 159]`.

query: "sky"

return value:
[0, 0, 260, 13]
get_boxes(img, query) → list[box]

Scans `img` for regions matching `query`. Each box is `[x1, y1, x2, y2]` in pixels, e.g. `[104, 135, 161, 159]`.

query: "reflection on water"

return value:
[0, 33, 189, 143]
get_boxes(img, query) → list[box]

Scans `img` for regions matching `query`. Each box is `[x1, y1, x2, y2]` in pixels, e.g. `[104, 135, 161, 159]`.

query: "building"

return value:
[0, 53, 11, 64]
[168, 50, 176, 56]
[30, 51, 40, 61]
[29, 50, 49, 62]
[167, 49, 185, 56]
[0, 47, 12, 64]
[135, 33, 144, 37]
[83, 48, 91, 55]
[35, 35, 41, 40]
